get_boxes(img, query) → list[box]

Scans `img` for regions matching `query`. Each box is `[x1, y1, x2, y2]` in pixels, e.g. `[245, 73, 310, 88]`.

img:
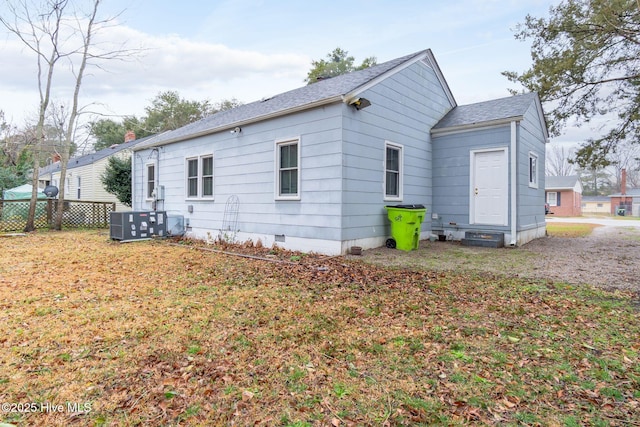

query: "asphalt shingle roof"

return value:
[39, 134, 157, 175]
[545, 175, 581, 190]
[134, 49, 435, 150]
[433, 92, 539, 129]
[609, 188, 640, 197]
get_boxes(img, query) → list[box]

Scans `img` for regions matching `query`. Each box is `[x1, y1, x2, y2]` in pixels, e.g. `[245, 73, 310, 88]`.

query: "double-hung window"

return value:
[77, 176, 81, 199]
[384, 142, 403, 200]
[146, 164, 155, 199]
[276, 139, 300, 200]
[186, 155, 214, 199]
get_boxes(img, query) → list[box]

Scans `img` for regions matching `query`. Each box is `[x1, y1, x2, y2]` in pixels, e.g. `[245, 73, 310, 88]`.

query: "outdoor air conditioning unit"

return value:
[110, 211, 167, 242]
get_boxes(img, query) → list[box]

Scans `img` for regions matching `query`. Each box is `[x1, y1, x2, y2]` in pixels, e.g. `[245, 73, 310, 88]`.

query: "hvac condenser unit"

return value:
[110, 211, 167, 242]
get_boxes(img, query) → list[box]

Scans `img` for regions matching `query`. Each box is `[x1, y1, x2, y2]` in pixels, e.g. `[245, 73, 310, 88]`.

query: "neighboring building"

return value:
[545, 175, 582, 217]
[609, 189, 640, 217]
[39, 132, 148, 212]
[581, 196, 611, 215]
[131, 49, 549, 255]
[609, 170, 638, 216]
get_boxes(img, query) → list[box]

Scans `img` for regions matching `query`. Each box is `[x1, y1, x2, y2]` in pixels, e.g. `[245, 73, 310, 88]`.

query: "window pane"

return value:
[280, 170, 298, 195]
[188, 178, 198, 197]
[202, 177, 213, 196]
[280, 144, 297, 168]
[188, 159, 198, 178]
[386, 147, 399, 172]
[202, 157, 213, 176]
[386, 171, 398, 196]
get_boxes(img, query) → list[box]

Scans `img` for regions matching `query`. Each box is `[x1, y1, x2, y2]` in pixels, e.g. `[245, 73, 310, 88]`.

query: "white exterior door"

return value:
[471, 148, 508, 225]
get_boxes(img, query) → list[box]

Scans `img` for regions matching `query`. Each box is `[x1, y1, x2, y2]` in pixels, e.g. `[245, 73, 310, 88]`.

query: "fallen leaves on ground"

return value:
[0, 230, 638, 426]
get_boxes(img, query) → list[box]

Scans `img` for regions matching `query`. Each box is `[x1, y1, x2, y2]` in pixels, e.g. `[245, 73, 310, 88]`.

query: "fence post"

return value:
[47, 199, 53, 226]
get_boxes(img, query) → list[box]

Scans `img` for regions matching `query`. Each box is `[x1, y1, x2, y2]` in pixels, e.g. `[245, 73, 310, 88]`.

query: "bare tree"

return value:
[1, 0, 65, 231]
[1, 0, 136, 230]
[545, 144, 576, 176]
[606, 140, 640, 191]
[52, 0, 99, 230]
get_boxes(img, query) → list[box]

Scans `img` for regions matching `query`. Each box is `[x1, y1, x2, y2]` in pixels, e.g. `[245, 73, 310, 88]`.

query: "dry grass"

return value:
[1, 230, 639, 426]
[546, 222, 601, 238]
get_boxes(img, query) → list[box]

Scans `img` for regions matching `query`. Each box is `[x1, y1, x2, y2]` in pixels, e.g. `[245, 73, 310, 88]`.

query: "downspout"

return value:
[510, 121, 517, 246]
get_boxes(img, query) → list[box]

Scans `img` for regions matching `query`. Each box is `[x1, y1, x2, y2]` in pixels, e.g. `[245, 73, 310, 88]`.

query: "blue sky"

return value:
[1, 0, 580, 144]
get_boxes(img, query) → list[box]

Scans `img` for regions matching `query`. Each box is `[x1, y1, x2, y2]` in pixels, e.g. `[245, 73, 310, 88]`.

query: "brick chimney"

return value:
[124, 130, 136, 143]
[52, 153, 61, 163]
[621, 168, 627, 196]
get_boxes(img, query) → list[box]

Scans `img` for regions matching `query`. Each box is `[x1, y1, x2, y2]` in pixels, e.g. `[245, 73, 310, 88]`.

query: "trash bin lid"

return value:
[386, 204, 425, 209]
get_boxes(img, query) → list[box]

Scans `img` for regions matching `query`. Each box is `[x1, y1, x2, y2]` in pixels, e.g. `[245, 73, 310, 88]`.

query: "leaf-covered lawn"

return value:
[0, 230, 638, 426]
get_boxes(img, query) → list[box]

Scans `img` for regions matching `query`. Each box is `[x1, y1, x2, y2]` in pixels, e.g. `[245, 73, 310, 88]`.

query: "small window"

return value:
[276, 139, 300, 199]
[384, 142, 403, 200]
[547, 191, 557, 206]
[147, 164, 155, 199]
[597, 203, 603, 208]
[528, 153, 538, 188]
[185, 155, 214, 199]
[77, 176, 81, 199]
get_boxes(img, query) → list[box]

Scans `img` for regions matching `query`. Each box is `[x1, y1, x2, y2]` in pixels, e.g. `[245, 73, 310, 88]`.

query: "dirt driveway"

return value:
[356, 222, 640, 293]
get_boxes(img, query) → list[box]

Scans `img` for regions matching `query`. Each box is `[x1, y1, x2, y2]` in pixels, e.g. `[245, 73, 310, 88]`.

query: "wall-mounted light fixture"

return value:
[349, 97, 372, 110]
[230, 126, 241, 134]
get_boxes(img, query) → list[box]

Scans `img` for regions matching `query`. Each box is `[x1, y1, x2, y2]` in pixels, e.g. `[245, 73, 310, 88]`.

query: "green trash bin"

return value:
[384, 204, 427, 251]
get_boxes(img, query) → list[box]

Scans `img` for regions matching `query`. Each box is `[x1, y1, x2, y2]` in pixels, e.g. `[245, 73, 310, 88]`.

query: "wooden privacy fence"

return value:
[0, 199, 116, 232]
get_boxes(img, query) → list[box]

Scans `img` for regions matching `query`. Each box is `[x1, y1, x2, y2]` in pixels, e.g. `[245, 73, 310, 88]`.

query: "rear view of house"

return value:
[131, 49, 548, 255]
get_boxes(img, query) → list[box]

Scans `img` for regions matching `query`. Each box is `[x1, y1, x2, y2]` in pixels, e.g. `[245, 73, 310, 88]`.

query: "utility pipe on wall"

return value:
[510, 120, 517, 246]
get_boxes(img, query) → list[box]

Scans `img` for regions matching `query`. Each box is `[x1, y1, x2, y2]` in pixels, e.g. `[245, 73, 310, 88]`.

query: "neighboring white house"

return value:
[39, 133, 150, 212]
[131, 49, 549, 255]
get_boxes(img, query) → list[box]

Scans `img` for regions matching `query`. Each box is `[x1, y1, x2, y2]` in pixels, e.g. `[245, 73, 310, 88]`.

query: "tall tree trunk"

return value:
[2, 1, 66, 232]
[54, 0, 100, 230]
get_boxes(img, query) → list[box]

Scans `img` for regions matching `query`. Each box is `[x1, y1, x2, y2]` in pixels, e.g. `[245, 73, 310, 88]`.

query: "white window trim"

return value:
[547, 191, 558, 206]
[275, 138, 301, 201]
[384, 141, 404, 202]
[185, 154, 215, 200]
[201, 155, 214, 199]
[77, 176, 81, 200]
[528, 152, 539, 189]
[145, 163, 156, 201]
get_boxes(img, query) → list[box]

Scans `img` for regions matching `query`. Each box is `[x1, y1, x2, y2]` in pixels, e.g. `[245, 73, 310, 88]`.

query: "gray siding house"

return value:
[132, 49, 548, 254]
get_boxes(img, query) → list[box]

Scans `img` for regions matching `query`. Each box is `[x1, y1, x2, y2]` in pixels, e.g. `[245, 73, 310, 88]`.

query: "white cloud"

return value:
[0, 20, 310, 123]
